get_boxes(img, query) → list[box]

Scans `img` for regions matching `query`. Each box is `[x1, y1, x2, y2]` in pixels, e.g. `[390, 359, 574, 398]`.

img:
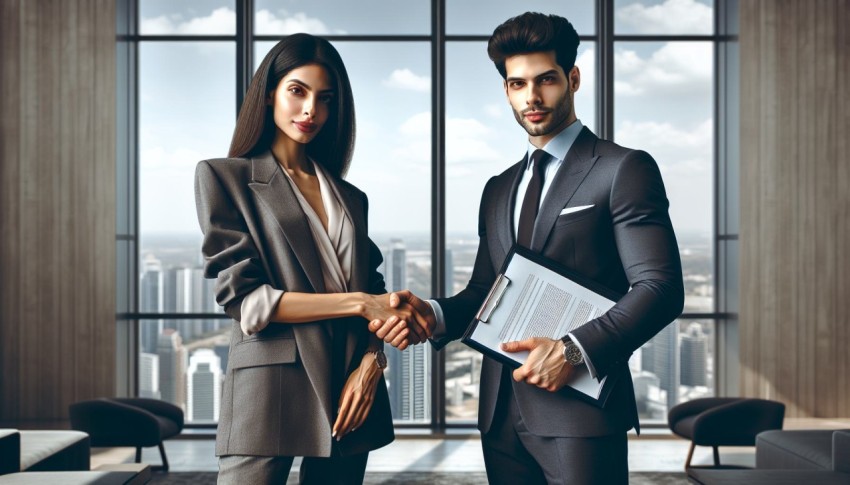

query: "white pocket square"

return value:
[559, 204, 594, 216]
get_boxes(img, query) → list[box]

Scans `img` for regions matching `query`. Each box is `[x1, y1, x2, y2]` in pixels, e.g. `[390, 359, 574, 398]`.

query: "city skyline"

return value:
[137, 229, 714, 423]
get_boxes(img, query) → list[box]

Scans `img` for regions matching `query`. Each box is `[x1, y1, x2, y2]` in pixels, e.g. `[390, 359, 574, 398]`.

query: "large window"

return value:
[119, 0, 737, 428]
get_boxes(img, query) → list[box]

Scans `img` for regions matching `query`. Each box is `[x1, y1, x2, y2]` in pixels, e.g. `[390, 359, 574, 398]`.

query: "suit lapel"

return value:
[325, 178, 369, 293]
[248, 151, 326, 293]
[320, 175, 370, 372]
[494, 158, 526, 259]
[530, 127, 600, 251]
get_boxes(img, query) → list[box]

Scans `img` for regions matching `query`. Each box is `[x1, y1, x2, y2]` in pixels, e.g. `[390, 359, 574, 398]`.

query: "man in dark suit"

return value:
[370, 12, 684, 485]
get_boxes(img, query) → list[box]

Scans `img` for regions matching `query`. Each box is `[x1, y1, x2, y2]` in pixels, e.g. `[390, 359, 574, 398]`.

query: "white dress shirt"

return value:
[238, 159, 354, 336]
[427, 120, 599, 378]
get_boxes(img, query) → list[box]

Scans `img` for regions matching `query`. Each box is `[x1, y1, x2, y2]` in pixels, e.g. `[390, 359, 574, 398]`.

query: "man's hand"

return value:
[361, 293, 429, 345]
[501, 338, 575, 392]
[368, 290, 436, 350]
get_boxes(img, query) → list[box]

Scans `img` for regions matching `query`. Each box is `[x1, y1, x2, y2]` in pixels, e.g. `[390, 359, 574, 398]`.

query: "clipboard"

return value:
[461, 245, 625, 408]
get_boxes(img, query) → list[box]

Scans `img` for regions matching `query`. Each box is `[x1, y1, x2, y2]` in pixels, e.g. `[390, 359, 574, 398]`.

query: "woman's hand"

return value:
[332, 351, 383, 440]
[360, 293, 430, 344]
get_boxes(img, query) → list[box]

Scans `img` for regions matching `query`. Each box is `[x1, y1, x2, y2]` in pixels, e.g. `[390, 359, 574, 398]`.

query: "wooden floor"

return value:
[86, 417, 850, 473]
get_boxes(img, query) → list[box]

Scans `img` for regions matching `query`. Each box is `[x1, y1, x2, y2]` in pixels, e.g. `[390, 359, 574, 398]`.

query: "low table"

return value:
[0, 464, 150, 485]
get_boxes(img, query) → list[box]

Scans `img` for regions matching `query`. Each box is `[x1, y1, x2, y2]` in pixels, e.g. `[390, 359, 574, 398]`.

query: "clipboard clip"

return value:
[476, 273, 511, 323]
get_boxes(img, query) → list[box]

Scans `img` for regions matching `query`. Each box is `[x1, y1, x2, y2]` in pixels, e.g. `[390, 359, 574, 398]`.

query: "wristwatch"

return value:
[560, 336, 585, 366]
[369, 350, 388, 370]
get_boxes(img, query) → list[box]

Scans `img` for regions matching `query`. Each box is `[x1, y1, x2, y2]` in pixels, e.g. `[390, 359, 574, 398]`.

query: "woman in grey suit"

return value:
[195, 33, 425, 484]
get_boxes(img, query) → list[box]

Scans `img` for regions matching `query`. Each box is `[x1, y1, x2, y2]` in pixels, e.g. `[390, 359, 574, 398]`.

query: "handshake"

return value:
[360, 289, 578, 393]
[362, 290, 435, 351]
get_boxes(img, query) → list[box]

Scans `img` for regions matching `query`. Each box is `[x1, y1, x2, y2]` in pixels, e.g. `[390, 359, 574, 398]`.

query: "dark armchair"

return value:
[668, 397, 785, 469]
[69, 398, 184, 471]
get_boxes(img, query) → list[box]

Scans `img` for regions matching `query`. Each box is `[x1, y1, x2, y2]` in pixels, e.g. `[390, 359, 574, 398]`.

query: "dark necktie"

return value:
[517, 149, 549, 248]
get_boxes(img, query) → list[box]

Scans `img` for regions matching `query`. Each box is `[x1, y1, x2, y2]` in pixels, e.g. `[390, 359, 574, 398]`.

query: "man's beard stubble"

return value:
[512, 89, 572, 137]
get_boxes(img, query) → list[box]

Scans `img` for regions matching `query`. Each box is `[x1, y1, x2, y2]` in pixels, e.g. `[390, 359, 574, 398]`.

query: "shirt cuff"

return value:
[426, 299, 447, 340]
[239, 284, 284, 336]
[567, 332, 598, 380]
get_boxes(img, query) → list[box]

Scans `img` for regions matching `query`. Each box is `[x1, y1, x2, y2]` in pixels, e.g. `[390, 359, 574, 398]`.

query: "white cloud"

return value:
[392, 112, 502, 167]
[575, 48, 595, 88]
[398, 111, 431, 137]
[446, 118, 502, 165]
[616, 118, 712, 174]
[615, 42, 712, 96]
[255, 9, 345, 35]
[616, 0, 713, 34]
[616, 118, 714, 233]
[382, 69, 430, 93]
[483, 104, 505, 118]
[139, 146, 206, 233]
[140, 7, 235, 35]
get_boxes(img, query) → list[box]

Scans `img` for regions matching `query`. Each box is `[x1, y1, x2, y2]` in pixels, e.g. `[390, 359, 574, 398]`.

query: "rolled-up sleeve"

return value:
[239, 284, 284, 335]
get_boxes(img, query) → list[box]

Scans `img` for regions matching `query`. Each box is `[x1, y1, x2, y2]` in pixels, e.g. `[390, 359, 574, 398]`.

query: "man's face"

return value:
[504, 51, 578, 144]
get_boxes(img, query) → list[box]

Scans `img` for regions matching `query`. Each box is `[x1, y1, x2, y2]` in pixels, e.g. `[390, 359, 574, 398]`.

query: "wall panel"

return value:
[0, 0, 116, 423]
[740, 0, 850, 417]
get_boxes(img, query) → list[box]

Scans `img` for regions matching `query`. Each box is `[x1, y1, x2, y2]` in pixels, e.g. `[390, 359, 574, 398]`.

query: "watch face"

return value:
[564, 343, 583, 365]
[375, 351, 388, 369]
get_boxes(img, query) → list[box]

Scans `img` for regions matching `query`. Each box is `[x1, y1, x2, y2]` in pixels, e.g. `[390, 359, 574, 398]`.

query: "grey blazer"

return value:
[433, 127, 685, 437]
[194, 150, 393, 458]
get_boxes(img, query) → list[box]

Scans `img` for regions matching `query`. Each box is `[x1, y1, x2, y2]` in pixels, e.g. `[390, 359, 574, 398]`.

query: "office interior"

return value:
[1, 0, 849, 483]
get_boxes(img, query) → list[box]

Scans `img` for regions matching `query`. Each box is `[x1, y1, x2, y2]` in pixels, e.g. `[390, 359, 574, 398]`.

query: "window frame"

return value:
[116, 0, 739, 431]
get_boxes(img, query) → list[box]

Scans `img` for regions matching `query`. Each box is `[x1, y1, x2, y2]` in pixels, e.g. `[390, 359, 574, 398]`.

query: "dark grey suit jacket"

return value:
[433, 127, 684, 438]
[194, 151, 393, 457]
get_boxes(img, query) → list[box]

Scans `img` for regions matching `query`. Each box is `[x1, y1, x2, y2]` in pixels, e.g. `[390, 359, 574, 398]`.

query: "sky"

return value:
[137, 0, 716, 239]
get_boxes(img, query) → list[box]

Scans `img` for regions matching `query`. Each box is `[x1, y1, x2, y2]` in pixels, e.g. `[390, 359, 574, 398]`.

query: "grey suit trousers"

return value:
[481, 368, 629, 485]
[218, 452, 368, 484]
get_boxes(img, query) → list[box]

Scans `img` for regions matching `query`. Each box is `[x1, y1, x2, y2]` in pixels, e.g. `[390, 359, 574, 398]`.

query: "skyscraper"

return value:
[162, 268, 180, 331]
[139, 352, 160, 399]
[387, 343, 431, 421]
[187, 349, 222, 422]
[640, 322, 680, 412]
[382, 238, 431, 421]
[445, 248, 454, 296]
[680, 322, 708, 387]
[383, 239, 406, 293]
[158, 328, 187, 411]
[140, 256, 164, 354]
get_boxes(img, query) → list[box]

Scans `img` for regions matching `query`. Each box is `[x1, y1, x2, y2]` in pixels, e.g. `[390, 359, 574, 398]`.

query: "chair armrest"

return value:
[668, 397, 743, 428]
[0, 429, 21, 475]
[833, 430, 850, 473]
[693, 399, 785, 446]
[69, 399, 162, 446]
[111, 398, 184, 429]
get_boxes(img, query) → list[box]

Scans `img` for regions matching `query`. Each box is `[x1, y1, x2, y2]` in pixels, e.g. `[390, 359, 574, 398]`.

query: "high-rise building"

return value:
[187, 349, 222, 422]
[140, 256, 164, 354]
[387, 344, 431, 421]
[632, 371, 667, 420]
[139, 352, 160, 399]
[383, 239, 407, 292]
[640, 322, 680, 412]
[162, 268, 180, 331]
[445, 248, 454, 296]
[680, 322, 708, 387]
[158, 329, 187, 411]
[382, 238, 431, 421]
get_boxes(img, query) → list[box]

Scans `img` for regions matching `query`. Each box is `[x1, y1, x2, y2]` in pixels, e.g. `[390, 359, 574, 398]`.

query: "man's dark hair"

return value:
[487, 12, 580, 79]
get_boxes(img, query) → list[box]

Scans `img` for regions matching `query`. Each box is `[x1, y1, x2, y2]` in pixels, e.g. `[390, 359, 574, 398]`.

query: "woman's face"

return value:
[268, 63, 334, 145]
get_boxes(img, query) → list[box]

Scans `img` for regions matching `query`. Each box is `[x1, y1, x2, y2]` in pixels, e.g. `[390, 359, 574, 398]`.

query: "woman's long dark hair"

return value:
[228, 33, 355, 179]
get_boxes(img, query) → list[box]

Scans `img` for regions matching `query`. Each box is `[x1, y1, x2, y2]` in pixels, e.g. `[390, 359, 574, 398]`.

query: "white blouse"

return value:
[238, 159, 354, 336]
